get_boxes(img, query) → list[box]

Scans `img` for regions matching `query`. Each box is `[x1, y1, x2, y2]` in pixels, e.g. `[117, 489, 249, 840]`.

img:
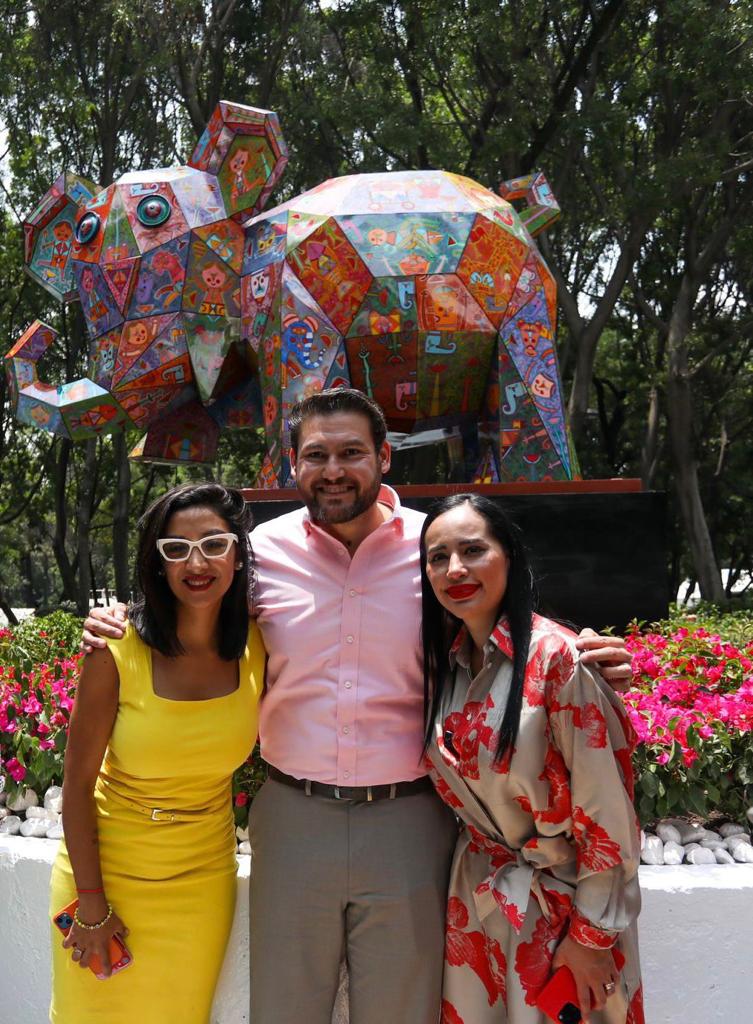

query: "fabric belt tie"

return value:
[468, 826, 576, 934]
[268, 765, 434, 802]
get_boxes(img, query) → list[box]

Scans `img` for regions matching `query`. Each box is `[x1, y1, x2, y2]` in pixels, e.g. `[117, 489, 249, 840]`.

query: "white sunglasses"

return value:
[156, 533, 239, 562]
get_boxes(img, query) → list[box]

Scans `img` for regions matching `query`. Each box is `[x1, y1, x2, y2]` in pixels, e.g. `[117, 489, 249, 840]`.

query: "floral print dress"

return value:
[426, 614, 644, 1024]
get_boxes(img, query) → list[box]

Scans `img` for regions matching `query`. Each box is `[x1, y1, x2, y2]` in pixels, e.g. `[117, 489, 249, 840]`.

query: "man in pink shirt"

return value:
[84, 387, 632, 1024]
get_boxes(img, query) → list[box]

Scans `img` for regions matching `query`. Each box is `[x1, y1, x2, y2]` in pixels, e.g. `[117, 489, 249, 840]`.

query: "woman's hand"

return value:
[551, 933, 617, 1021]
[62, 906, 129, 979]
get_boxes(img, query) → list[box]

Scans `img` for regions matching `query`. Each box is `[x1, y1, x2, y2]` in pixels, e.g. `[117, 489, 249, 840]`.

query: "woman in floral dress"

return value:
[420, 493, 644, 1024]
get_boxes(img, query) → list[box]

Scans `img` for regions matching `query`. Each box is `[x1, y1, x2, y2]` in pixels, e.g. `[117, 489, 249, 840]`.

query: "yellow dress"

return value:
[49, 622, 264, 1024]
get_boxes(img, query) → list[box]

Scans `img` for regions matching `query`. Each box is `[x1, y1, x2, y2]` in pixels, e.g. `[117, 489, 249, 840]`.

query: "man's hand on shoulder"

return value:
[575, 627, 633, 692]
[82, 602, 129, 654]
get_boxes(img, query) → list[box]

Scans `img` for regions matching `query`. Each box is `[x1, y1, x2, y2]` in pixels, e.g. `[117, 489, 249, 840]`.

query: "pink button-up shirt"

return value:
[251, 486, 427, 786]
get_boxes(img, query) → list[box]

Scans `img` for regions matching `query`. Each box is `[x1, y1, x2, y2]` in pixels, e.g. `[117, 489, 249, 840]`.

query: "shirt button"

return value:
[343, 726, 350, 734]
[344, 770, 351, 778]
[344, 680, 352, 689]
[346, 635, 354, 644]
[349, 589, 357, 597]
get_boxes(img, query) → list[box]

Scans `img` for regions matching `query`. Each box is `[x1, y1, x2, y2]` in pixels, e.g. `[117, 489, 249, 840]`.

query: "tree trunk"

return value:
[665, 276, 725, 603]
[0, 587, 18, 625]
[75, 439, 98, 616]
[640, 384, 662, 488]
[51, 440, 78, 603]
[112, 433, 131, 602]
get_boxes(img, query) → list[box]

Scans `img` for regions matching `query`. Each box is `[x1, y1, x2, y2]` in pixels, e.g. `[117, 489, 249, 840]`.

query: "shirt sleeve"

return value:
[548, 653, 641, 949]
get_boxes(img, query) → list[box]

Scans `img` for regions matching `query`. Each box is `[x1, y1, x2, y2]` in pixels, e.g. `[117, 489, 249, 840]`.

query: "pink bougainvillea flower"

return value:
[5, 757, 26, 782]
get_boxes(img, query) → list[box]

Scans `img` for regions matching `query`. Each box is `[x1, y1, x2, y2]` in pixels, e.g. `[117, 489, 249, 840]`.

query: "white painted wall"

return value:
[1, 837, 751, 1024]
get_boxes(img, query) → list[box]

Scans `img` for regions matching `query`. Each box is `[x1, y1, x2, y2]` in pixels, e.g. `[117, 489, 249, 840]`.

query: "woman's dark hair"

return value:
[420, 493, 536, 760]
[131, 482, 253, 660]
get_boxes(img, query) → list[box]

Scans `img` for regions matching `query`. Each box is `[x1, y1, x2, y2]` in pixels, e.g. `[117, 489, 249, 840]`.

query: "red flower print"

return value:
[445, 892, 508, 1007]
[440, 1000, 465, 1024]
[626, 984, 646, 1024]
[514, 907, 567, 1005]
[568, 910, 616, 950]
[432, 773, 464, 809]
[447, 896, 469, 929]
[571, 807, 623, 873]
[515, 794, 533, 815]
[614, 746, 636, 800]
[534, 742, 572, 824]
[576, 702, 608, 748]
[484, 934, 508, 1008]
[524, 634, 574, 707]
[443, 702, 496, 780]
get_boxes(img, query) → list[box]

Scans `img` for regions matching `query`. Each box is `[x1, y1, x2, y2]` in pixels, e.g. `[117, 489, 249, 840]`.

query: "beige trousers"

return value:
[248, 777, 458, 1024]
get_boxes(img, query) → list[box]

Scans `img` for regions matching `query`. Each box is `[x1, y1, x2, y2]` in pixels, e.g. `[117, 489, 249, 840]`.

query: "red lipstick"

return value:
[446, 584, 481, 600]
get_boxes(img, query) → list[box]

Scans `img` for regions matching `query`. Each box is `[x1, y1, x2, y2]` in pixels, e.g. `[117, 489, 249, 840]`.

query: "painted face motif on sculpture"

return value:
[7, 101, 287, 462]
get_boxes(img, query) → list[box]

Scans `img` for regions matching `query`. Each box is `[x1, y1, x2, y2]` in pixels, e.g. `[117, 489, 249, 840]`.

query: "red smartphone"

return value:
[53, 899, 132, 980]
[536, 947, 625, 1023]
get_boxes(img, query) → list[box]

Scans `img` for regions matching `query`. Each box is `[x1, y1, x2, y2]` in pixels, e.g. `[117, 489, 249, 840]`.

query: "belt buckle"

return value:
[333, 786, 341, 800]
[151, 807, 175, 822]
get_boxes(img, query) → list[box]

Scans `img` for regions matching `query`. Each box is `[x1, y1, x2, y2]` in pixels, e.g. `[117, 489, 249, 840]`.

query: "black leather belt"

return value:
[268, 766, 434, 802]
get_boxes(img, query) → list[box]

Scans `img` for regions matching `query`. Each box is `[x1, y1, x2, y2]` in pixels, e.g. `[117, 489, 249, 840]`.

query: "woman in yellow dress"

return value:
[49, 482, 265, 1024]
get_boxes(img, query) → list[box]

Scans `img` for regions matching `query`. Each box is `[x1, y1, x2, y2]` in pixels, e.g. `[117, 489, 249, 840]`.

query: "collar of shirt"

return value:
[300, 484, 406, 541]
[448, 615, 515, 671]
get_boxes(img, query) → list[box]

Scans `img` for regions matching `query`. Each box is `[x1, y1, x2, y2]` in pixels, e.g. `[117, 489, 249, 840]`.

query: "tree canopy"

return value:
[0, 0, 750, 614]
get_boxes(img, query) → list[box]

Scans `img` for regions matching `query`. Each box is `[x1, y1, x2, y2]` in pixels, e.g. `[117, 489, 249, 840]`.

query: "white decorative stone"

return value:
[746, 805, 753, 825]
[656, 822, 682, 844]
[684, 843, 702, 854]
[714, 848, 735, 865]
[663, 841, 684, 865]
[732, 843, 753, 863]
[640, 830, 646, 851]
[20, 818, 54, 838]
[44, 786, 63, 814]
[46, 822, 64, 840]
[0, 815, 21, 835]
[719, 822, 747, 838]
[235, 826, 249, 842]
[6, 788, 38, 813]
[699, 837, 726, 850]
[25, 806, 50, 820]
[0, 807, 8, 821]
[686, 847, 716, 865]
[726, 833, 752, 849]
[665, 819, 705, 844]
[641, 835, 664, 865]
[237, 841, 252, 855]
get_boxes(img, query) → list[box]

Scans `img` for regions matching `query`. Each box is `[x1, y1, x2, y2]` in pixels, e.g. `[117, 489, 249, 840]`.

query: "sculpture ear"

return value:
[498, 172, 560, 237]
[23, 171, 101, 302]
[189, 100, 288, 218]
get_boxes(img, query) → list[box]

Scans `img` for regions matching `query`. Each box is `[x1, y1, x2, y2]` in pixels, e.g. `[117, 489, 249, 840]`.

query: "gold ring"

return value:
[603, 981, 616, 995]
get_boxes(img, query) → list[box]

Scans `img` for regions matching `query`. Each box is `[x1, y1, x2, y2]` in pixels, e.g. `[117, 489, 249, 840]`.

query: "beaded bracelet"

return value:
[73, 902, 113, 931]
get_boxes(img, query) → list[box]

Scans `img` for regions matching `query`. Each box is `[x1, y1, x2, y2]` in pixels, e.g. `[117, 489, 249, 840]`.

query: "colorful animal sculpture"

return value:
[245, 168, 578, 485]
[6, 101, 287, 461]
[7, 99, 577, 484]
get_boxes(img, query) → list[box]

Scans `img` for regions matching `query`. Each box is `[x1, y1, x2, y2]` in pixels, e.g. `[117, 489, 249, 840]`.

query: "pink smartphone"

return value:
[536, 947, 625, 1023]
[53, 899, 132, 980]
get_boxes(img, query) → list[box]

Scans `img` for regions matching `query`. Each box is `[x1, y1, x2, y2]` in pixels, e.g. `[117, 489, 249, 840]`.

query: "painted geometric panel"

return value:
[8, 108, 576, 483]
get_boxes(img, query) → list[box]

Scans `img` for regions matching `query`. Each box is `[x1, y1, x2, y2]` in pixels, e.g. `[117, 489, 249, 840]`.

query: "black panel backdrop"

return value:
[243, 488, 669, 633]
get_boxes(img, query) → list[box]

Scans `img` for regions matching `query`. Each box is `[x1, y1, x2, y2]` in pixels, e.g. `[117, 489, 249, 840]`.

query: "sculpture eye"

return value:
[136, 195, 171, 227]
[75, 212, 100, 245]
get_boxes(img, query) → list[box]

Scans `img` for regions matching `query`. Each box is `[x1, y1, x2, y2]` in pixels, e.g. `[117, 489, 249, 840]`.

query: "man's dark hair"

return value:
[288, 388, 388, 454]
[131, 482, 253, 660]
[420, 493, 536, 761]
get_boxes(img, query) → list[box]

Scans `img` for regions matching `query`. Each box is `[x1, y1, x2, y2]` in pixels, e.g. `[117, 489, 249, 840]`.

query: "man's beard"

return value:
[306, 474, 382, 525]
